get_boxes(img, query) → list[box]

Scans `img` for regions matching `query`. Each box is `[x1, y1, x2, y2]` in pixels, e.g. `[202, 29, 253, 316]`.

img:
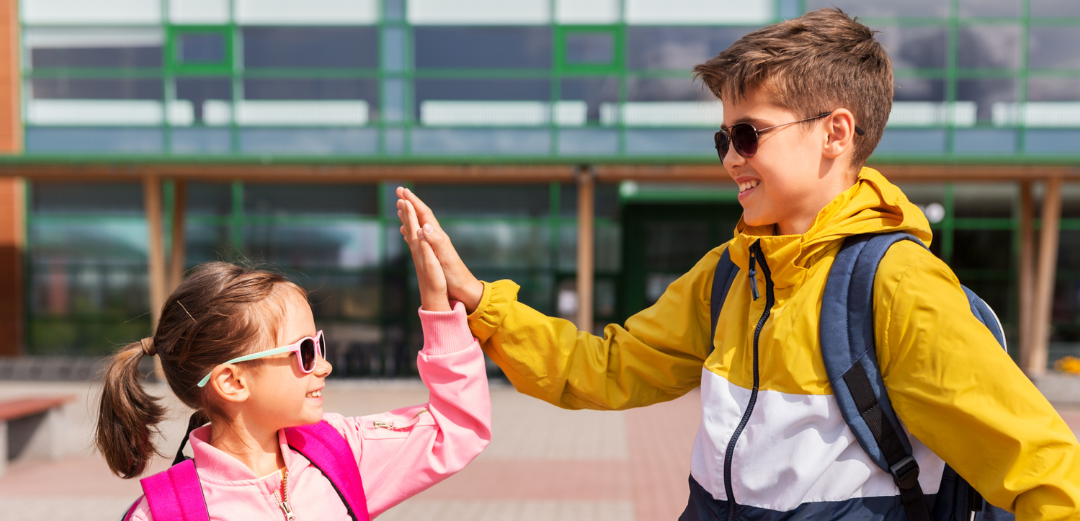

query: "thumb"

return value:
[422, 223, 452, 257]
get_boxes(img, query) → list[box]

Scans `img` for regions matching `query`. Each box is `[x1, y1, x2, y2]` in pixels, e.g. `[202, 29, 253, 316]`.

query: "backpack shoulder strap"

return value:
[138, 459, 210, 521]
[285, 421, 370, 521]
[820, 232, 931, 521]
[709, 247, 740, 355]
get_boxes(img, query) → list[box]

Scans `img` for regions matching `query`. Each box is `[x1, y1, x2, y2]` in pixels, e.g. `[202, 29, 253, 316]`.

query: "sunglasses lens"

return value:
[714, 131, 729, 160]
[731, 124, 759, 158]
[300, 338, 316, 372]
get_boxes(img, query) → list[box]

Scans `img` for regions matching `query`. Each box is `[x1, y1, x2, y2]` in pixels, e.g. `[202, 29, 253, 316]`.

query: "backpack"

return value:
[121, 419, 370, 521]
[708, 232, 1014, 521]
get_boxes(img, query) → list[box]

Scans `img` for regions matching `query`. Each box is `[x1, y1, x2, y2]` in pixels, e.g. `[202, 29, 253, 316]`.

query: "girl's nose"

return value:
[314, 355, 332, 378]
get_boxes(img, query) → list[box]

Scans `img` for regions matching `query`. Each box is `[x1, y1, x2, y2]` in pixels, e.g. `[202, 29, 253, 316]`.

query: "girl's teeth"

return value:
[307, 390, 321, 398]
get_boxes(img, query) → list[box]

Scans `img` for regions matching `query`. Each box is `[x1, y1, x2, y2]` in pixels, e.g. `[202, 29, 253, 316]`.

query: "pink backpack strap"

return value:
[138, 459, 210, 521]
[121, 497, 142, 521]
[285, 421, 370, 521]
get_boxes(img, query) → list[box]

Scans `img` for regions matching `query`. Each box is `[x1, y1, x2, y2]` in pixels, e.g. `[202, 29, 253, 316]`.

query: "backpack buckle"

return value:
[889, 455, 920, 490]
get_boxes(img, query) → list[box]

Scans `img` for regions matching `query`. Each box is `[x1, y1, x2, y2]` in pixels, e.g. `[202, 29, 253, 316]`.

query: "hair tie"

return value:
[140, 337, 157, 357]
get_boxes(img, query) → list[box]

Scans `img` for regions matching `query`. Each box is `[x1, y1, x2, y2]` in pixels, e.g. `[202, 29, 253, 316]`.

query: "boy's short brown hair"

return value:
[693, 8, 892, 168]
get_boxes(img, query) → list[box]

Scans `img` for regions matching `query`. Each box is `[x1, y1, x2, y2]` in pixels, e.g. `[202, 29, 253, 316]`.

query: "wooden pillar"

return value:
[1018, 180, 1035, 367]
[144, 176, 167, 330]
[169, 180, 187, 291]
[1027, 177, 1063, 377]
[576, 167, 595, 333]
[0, 0, 21, 357]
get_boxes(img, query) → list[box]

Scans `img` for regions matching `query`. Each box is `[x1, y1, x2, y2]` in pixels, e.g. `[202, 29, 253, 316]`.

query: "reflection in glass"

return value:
[957, 79, 1017, 123]
[625, 130, 713, 155]
[954, 183, 1016, 219]
[178, 33, 224, 63]
[29, 30, 162, 68]
[624, 0, 773, 25]
[30, 222, 147, 261]
[414, 27, 551, 69]
[31, 182, 144, 215]
[239, 129, 379, 155]
[558, 224, 622, 272]
[561, 77, 618, 123]
[242, 27, 379, 69]
[959, 0, 1020, 17]
[414, 78, 550, 124]
[441, 222, 551, 269]
[1031, 0, 1080, 17]
[957, 26, 1020, 69]
[176, 77, 231, 124]
[304, 272, 382, 320]
[243, 223, 381, 269]
[806, 0, 947, 17]
[30, 77, 162, 99]
[243, 184, 378, 217]
[894, 79, 946, 102]
[876, 26, 947, 70]
[1029, 27, 1080, 69]
[1029, 79, 1080, 102]
[184, 225, 233, 264]
[26, 128, 164, 153]
[565, 33, 614, 65]
[186, 183, 233, 217]
[410, 128, 550, 155]
[626, 27, 752, 70]
[413, 184, 550, 218]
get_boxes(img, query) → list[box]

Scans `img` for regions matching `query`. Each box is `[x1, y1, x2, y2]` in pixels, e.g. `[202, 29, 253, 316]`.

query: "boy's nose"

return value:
[723, 145, 746, 168]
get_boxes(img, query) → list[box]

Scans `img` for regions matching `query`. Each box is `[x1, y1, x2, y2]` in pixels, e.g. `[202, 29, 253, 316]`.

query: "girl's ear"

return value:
[208, 364, 251, 404]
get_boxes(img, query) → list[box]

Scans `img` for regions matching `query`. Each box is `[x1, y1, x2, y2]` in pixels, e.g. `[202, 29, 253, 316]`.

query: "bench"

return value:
[0, 395, 76, 477]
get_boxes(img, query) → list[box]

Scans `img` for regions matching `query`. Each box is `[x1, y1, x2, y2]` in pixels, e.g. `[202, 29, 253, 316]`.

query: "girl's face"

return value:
[244, 289, 332, 431]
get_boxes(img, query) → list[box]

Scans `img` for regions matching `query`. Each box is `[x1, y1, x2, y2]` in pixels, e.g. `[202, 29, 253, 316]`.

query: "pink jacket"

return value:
[129, 302, 491, 520]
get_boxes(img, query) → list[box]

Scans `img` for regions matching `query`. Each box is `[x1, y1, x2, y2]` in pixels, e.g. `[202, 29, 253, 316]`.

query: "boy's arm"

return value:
[467, 249, 722, 411]
[327, 303, 491, 518]
[875, 242, 1080, 520]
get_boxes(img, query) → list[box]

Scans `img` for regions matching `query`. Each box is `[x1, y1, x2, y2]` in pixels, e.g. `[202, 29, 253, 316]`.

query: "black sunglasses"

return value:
[714, 112, 866, 160]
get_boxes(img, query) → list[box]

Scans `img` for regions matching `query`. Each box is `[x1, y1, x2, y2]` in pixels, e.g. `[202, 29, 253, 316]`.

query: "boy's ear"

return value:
[207, 364, 251, 404]
[822, 108, 858, 161]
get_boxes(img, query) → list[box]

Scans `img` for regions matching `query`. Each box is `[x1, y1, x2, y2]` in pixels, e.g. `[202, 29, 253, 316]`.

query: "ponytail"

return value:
[95, 339, 165, 479]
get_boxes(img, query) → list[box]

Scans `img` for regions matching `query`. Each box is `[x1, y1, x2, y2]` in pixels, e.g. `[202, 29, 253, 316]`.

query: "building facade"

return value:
[1, 0, 1078, 377]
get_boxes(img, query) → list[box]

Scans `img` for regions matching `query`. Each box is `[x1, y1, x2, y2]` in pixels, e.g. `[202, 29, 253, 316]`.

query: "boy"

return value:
[396, 8, 1080, 520]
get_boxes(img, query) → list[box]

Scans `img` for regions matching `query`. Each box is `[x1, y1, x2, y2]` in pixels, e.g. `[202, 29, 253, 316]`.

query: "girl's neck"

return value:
[208, 416, 285, 477]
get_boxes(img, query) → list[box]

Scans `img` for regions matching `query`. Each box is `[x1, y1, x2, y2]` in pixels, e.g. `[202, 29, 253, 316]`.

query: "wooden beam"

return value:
[576, 167, 595, 333]
[169, 180, 187, 291]
[1018, 180, 1035, 368]
[1028, 177, 1063, 377]
[144, 177, 167, 380]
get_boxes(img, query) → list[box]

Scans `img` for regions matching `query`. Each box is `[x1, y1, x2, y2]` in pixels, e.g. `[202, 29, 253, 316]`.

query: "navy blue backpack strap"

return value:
[709, 247, 741, 355]
[820, 232, 931, 521]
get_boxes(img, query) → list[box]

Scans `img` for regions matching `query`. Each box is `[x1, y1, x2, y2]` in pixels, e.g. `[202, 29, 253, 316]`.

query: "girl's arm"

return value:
[323, 302, 491, 517]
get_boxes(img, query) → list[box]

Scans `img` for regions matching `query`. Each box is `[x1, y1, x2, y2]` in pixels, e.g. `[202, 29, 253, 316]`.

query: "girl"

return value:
[96, 199, 490, 520]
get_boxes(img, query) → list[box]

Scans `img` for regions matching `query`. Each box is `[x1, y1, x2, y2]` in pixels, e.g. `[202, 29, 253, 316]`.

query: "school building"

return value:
[0, 0, 1075, 379]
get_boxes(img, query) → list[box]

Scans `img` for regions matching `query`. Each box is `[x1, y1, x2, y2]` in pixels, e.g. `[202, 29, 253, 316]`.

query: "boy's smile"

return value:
[720, 86, 859, 236]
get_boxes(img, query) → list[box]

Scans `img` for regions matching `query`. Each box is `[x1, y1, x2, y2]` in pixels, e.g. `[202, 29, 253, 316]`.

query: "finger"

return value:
[420, 222, 465, 265]
[404, 200, 422, 240]
[402, 188, 441, 228]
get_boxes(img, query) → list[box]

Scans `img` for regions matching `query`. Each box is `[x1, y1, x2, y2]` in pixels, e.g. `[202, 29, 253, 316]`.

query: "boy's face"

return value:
[720, 86, 837, 235]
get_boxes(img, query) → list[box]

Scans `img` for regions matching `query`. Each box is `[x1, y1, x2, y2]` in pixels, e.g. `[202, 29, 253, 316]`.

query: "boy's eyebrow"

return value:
[720, 115, 763, 131]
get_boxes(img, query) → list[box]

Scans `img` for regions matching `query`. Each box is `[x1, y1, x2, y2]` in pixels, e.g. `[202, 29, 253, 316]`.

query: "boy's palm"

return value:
[395, 187, 484, 312]
[398, 199, 450, 312]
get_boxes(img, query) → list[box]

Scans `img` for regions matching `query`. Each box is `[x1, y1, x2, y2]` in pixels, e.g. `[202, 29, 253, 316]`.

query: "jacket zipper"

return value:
[723, 241, 773, 520]
[272, 468, 297, 521]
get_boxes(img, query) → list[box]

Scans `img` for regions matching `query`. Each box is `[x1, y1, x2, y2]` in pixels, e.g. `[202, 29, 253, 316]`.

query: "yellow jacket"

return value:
[468, 168, 1080, 519]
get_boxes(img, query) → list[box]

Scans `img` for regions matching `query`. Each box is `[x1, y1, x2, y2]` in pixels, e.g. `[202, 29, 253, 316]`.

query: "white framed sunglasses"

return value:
[197, 331, 326, 388]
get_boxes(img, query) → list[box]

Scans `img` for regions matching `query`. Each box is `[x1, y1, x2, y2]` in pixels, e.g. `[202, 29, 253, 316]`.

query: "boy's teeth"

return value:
[739, 180, 760, 193]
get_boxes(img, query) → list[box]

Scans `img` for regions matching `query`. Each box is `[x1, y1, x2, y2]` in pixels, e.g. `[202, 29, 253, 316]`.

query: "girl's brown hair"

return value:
[95, 261, 305, 478]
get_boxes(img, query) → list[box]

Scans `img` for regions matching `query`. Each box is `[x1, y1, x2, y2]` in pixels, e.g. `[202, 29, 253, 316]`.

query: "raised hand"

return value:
[395, 187, 484, 312]
[397, 197, 451, 312]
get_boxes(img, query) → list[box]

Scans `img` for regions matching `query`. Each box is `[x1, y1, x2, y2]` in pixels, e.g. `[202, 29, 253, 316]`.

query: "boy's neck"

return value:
[774, 170, 859, 236]
[209, 416, 286, 477]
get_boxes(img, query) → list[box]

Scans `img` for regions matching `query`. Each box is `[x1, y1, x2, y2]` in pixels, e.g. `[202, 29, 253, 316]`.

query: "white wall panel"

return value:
[169, 0, 230, 24]
[23, 0, 161, 25]
[235, 0, 379, 25]
[409, 0, 550, 25]
[556, 0, 621, 24]
[625, 0, 773, 25]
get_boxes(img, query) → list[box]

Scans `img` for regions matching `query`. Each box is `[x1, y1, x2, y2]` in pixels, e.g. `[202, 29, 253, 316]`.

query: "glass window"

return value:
[957, 78, 1017, 123]
[408, 0, 550, 25]
[559, 182, 620, 218]
[877, 26, 948, 70]
[178, 33, 225, 64]
[26, 29, 163, 69]
[1029, 27, 1080, 69]
[806, 0, 947, 17]
[566, 33, 614, 65]
[558, 223, 622, 272]
[186, 183, 233, 216]
[382, 27, 407, 72]
[414, 78, 550, 125]
[22, 0, 161, 25]
[30, 78, 162, 100]
[561, 77, 618, 123]
[1060, 183, 1080, 219]
[410, 184, 551, 218]
[234, 0, 379, 25]
[29, 222, 148, 261]
[242, 27, 379, 69]
[243, 184, 378, 217]
[238, 129, 379, 154]
[957, 26, 1021, 69]
[410, 128, 551, 155]
[305, 272, 382, 320]
[952, 229, 1013, 271]
[894, 78, 946, 102]
[627, 77, 701, 102]
[439, 222, 551, 269]
[1031, 0, 1080, 17]
[1029, 78, 1080, 102]
[624, 0, 773, 25]
[243, 78, 378, 102]
[184, 225, 233, 263]
[31, 182, 144, 215]
[558, 129, 618, 155]
[875, 129, 947, 155]
[626, 27, 753, 70]
[954, 182, 1015, 218]
[414, 27, 551, 69]
[243, 223, 381, 269]
[625, 129, 714, 156]
[556, 0, 620, 24]
[959, 0, 1021, 17]
[26, 128, 164, 154]
[172, 128, 232, 154]
[176, 77, 231, 124]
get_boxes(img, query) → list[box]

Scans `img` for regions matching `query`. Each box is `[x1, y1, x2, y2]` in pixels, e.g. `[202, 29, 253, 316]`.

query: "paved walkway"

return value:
[0, 380, 1076, 521]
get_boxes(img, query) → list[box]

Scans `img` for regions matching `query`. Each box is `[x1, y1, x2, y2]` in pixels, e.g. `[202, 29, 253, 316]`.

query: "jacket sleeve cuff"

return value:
[467, 279, 520, 344]
[419, 301, 475, 356]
